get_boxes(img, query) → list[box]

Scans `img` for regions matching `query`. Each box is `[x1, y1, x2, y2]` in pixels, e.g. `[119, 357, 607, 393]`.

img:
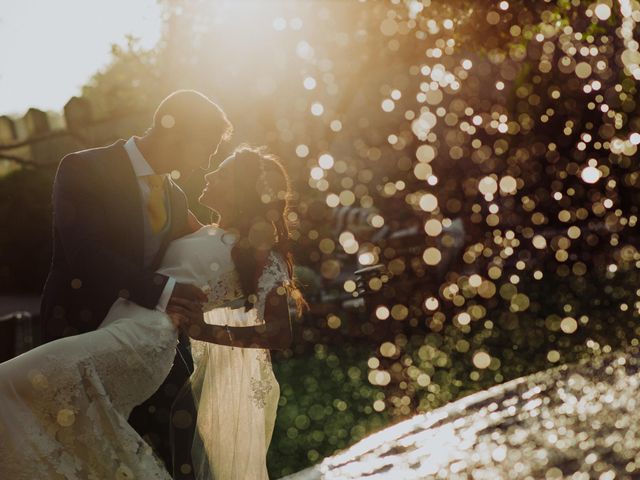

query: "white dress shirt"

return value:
[124, 136, 175, 312]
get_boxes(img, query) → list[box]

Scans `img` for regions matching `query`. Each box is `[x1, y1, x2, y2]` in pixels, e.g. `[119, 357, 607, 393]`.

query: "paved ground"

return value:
[285, 345, 640, 479]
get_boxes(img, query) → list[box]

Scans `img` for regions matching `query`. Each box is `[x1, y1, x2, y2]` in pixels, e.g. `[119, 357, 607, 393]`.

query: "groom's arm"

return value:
[54, 154, 168, 310]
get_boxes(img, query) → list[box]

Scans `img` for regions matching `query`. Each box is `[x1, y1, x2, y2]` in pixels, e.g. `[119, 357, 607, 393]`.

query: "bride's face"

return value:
[199, 154, 235, 216]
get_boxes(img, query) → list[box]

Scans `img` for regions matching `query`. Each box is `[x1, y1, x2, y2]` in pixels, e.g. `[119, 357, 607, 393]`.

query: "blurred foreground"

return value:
[286, 342, 640, 479]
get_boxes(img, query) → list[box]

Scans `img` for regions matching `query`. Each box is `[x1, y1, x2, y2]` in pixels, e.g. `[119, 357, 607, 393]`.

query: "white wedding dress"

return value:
[0, 225, 285, 480]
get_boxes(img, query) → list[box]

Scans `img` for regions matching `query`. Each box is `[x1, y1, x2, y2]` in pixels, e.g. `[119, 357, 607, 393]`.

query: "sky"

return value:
[0, 0, 162, 115]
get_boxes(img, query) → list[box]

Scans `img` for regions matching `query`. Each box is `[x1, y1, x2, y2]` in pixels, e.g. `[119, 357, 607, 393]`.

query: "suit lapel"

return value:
[105, 140, 145, 266]
[167, 179, 189, 240]
[150, 178, 189, 268]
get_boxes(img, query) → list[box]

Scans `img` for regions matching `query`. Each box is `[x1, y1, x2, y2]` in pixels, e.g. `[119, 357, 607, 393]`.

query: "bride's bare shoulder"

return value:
[206, 225, 238, 245]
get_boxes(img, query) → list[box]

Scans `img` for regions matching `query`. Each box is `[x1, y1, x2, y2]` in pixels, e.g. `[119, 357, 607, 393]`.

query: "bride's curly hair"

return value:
[226, 145, 307, 316]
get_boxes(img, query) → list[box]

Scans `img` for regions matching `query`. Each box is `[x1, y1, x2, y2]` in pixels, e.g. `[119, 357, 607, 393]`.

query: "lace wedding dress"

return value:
[0, 225, 286, 480]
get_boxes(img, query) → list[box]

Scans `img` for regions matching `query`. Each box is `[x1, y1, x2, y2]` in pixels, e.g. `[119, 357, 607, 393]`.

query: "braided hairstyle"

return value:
[226, 145, 306, 315]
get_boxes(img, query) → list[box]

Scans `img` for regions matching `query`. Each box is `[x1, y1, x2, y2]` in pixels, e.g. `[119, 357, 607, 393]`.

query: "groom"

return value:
[41, 90, 233, 479]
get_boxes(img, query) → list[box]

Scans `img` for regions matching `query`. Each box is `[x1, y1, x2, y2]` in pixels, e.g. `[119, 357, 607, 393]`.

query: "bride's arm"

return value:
[167, 292, 292, 350]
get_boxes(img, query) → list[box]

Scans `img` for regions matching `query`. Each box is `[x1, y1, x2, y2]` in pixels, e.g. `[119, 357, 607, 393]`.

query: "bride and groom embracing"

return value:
[0, 90, 306, 479]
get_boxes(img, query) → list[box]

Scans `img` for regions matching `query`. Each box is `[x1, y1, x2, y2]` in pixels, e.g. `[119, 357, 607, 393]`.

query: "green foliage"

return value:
[81, 36, 163, 120]
[268, 344, 389, 478]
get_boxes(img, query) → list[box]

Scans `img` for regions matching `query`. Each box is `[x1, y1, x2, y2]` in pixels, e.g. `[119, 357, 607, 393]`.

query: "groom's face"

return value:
[172, 135, 221, 176]
[199, 154, 234, 212]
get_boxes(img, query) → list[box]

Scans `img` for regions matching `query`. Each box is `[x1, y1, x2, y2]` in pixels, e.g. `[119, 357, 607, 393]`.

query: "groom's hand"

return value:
[169, 282, 207, 306]
[167, 297, 206, 339]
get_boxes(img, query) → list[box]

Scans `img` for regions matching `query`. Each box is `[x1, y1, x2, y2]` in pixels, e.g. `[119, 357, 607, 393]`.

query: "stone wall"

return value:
[0, 97, 153, 166]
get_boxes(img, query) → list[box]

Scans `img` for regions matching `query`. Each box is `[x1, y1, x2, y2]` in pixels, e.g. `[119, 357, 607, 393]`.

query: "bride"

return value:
[0, 145, 305, 480]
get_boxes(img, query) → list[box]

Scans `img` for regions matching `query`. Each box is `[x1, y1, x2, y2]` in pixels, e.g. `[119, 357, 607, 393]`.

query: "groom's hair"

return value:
[152, 89, 233, 142]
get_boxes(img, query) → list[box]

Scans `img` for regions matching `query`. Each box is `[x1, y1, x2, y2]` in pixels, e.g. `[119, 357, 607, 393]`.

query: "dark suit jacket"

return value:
[41, 139, 190, 341]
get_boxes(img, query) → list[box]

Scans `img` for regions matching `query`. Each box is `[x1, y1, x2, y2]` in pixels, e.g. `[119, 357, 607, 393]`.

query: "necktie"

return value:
[144, 174, 168, 233]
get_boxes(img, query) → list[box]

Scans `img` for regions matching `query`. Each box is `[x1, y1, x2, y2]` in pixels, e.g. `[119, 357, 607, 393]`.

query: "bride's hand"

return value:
[166, 298, 206, 339]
